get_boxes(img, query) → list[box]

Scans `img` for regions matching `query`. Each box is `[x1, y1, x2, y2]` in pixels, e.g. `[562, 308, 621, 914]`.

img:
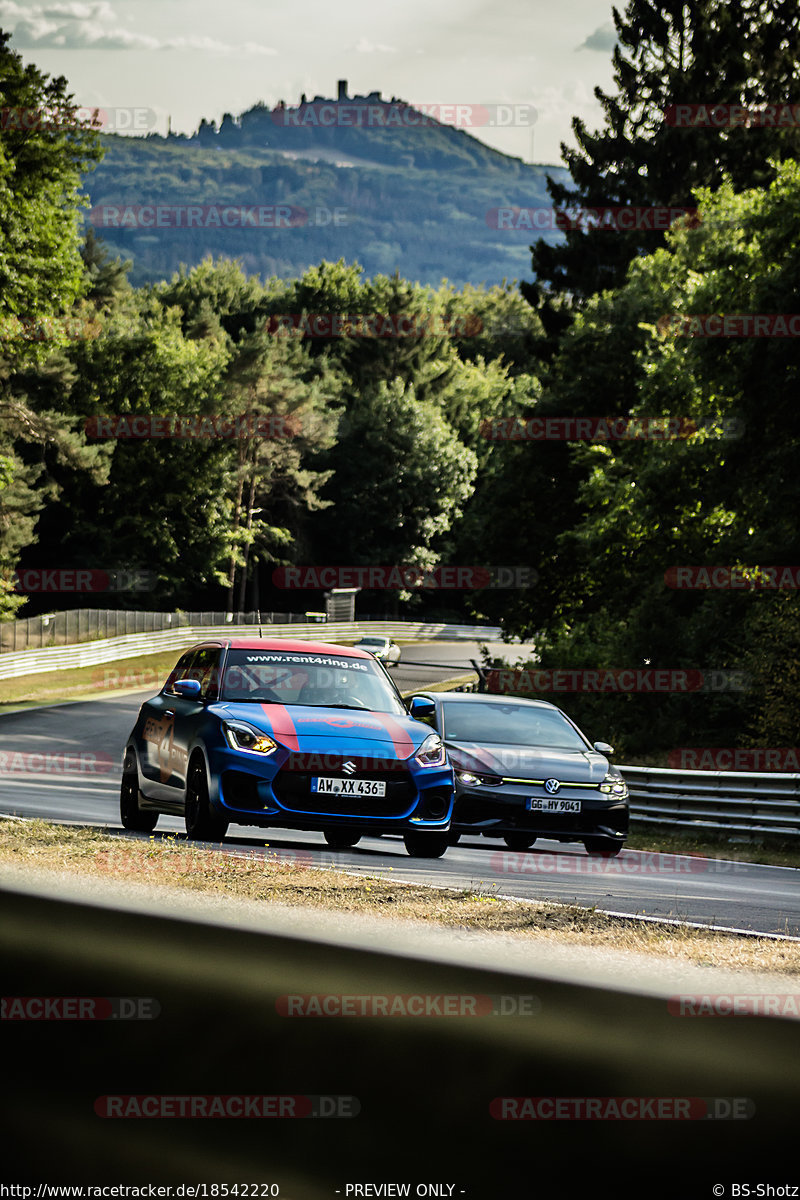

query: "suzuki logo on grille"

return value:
[342, 760, 357, 775]
[544, 778, 561, 794]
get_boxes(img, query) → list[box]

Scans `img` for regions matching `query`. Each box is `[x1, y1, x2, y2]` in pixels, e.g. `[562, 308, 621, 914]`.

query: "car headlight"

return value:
[222, 720, 278, 755]
[599, 772, 628, 798]
[456, 770, 502, 786]
[415, 733, 446, 768]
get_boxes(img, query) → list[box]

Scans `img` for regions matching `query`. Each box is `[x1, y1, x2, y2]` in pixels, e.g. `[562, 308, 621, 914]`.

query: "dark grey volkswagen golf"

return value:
[408, 692, 629, 855]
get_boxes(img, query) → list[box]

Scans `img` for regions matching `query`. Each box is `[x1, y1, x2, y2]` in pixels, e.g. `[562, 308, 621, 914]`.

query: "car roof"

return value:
[192, 637, 374, 660]
[419, 690, 561, 712]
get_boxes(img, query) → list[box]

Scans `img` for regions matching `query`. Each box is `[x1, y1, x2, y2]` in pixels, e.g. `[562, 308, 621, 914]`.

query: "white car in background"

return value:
[354, 634, 401, 667]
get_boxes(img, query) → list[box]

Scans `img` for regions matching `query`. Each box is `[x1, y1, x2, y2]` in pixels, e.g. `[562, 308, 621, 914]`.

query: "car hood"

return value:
[445, 740, 610, 782]
[213, 701, 427, 760]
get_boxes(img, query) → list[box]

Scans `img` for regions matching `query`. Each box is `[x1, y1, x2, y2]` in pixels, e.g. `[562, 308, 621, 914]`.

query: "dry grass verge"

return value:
[3, 815, 800, 981]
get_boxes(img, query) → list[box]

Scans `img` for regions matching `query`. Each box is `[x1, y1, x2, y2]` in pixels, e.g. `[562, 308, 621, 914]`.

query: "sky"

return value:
[0, 0, 620, 164]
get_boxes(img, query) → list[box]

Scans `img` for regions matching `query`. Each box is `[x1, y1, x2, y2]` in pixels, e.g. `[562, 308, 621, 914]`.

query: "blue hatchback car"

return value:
[120, 637, 455, 857]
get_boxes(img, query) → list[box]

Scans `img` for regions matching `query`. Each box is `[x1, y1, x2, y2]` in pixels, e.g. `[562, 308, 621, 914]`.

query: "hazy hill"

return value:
[83, 85, 569, 288]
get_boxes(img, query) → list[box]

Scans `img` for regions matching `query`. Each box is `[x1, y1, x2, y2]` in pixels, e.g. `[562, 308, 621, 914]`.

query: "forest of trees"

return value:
[3, 1, 800, 759]
[82, 109, 567, 289]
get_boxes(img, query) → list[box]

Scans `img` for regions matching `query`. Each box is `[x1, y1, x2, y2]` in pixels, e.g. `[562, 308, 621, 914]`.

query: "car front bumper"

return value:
[206, 742, 454, 833]
[451, 783, 629, 842]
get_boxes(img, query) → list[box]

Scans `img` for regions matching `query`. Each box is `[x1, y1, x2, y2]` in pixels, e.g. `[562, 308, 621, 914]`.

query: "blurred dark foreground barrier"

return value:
[2, 869, 800, 1197]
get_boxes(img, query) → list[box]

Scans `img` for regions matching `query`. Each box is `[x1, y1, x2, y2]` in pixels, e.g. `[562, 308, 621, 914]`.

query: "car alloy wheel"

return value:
[119, 761, 158, 833]
[185, 758, 229, 842]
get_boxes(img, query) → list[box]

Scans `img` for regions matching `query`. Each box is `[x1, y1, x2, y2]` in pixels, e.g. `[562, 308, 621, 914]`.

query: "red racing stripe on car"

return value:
[260, 703, 300, 751]
[371, 712, 415, 760]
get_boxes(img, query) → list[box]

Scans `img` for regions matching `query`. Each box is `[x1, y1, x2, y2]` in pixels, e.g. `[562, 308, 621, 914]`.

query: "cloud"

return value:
[528, 80, 603, 126]
[0, 0, 277, 52]
[577, 21, 617, 53]
[40, 2, 115, 19]
[352, 37, 399, 54]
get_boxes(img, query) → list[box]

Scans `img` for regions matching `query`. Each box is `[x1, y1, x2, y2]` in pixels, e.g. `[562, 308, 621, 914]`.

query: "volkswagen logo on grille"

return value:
[342, 760, 357, 776]
[544, 778, 561, 795]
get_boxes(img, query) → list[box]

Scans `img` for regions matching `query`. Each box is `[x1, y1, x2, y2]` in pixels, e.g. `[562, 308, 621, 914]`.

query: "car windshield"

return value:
[441, 701, 589, 750]
[219, 649, 406, 714]
[358, 638, 384, 646]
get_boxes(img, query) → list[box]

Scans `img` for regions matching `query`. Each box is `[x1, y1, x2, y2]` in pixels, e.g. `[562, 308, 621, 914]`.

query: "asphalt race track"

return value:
[2, 641, 799, 937]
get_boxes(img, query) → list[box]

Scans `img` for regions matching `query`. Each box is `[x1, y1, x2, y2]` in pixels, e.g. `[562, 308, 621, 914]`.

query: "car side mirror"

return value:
[174, 678, 202, 699]
[593, 740, 614, 756]
[409, 696, 435, 720]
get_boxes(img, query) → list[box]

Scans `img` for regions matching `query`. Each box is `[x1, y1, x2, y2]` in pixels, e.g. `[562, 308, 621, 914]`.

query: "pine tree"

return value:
[0, 28, 104, 617]
[526, 0, 800, 314]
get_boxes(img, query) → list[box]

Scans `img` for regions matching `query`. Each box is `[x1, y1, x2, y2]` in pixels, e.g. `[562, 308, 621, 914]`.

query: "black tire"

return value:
[120, 769, 158, 833]
[185, 758, 229, 842]
[447, 830, 461, 845]
[323, 830, 362, 849]
[583, 837, 624, 857]
[503, 833, 537, 851]
[403, 831, 450, 859]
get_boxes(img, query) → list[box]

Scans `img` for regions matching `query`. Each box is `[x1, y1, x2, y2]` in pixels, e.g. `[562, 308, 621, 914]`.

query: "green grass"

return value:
[627, 826, 800, 869]
[0, 648, 188, 710]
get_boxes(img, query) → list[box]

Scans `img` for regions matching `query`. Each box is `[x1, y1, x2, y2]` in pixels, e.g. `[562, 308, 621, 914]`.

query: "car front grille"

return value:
[454, 793, 627, 835]
[273, 755, 416, 817]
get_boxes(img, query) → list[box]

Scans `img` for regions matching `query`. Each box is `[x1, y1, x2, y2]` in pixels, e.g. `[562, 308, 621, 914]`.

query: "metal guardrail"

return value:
[0, 608, 325, 653]
[622, 763, 800, 838]
[0, 621, 501, 682]
[0, 608, 501, 654]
